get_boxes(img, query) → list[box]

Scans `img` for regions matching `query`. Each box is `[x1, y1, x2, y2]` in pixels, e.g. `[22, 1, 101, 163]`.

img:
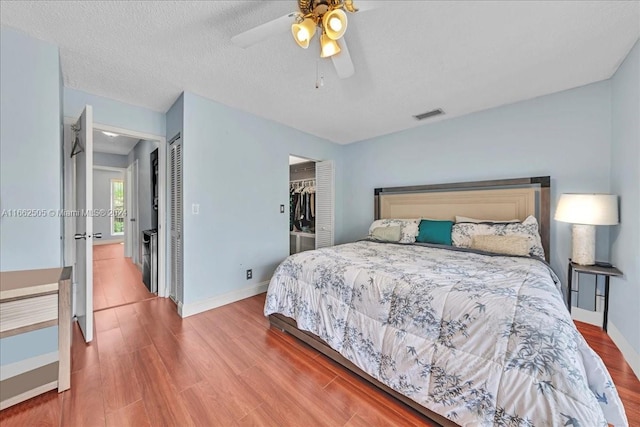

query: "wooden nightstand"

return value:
[567, 260, 622, 331]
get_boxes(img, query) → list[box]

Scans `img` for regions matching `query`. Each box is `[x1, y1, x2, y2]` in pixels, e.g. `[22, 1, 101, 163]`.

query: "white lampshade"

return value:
[554, 193, 619, 265]
[554, 194, 619, 225]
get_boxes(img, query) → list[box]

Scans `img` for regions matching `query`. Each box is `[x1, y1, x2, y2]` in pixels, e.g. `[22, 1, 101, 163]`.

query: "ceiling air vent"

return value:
[413, 109, 445, 121]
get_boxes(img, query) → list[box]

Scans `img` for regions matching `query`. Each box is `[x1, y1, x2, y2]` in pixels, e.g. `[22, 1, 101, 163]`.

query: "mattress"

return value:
[264, 240, 627, 426]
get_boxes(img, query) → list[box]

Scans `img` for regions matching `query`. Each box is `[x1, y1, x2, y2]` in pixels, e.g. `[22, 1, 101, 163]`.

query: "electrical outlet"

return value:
[246, 269, 252, 280]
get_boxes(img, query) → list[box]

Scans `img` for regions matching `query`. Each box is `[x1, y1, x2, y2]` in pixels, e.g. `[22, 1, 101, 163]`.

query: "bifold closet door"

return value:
[315, 160, 335, 249]
[170, 137, 183, 303]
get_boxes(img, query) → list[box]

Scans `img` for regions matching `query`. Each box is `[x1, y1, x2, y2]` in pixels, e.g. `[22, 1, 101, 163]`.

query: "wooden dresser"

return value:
[0, 267, 72, 410]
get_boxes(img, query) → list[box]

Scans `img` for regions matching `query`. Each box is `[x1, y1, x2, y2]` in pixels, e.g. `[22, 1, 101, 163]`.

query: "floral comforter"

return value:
[264, 241, 628, 426]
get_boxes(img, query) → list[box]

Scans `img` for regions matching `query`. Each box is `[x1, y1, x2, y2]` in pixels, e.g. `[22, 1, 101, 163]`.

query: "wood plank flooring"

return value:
[93, 243, 154, 311]
[1, 294, 638, 426]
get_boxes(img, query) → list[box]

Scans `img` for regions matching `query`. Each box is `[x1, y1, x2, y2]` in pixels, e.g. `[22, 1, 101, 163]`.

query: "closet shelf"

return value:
[290, 231, 315, 237]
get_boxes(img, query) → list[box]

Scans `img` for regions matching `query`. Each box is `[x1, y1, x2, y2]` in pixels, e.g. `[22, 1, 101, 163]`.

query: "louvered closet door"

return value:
[170, 138, 183, 303]
[315, 160, 335, 249]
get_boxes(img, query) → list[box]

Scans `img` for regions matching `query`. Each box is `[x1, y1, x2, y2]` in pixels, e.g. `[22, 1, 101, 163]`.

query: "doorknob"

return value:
[93, 233, 102, 239]
[74, 233, 87, 240]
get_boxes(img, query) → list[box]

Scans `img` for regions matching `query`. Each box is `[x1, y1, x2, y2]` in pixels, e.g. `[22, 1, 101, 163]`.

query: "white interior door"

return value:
[74, 106, 94, 343]
[315, 160, 335, 249]
[170, 138, 183, 302]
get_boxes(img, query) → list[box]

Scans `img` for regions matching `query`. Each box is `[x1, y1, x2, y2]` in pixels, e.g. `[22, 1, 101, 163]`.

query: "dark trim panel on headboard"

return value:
[374, 176, 551, 262]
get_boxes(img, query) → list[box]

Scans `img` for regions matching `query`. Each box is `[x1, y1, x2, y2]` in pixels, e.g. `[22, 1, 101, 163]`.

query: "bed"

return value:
[264, 177, 628, 426]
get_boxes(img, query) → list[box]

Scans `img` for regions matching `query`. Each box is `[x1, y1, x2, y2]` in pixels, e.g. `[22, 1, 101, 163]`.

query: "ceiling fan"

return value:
[231, 0, 375, 79]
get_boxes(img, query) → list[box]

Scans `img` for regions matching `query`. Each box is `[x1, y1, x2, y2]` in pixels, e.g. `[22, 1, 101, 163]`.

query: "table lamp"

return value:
[554, 194, 619, 265]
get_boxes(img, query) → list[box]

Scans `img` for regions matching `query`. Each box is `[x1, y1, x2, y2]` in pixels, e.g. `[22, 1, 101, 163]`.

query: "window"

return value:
[111, 179, 125, 235]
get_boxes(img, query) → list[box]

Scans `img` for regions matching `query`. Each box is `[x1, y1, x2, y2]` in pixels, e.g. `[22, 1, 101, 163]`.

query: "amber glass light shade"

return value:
[320, 34, 341, 57]
[291, 18, 317, 48]
[322, 9, 347, 40]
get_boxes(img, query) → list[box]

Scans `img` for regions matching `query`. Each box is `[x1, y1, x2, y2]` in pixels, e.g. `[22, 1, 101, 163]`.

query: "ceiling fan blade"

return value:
[332, 39, 355, 79]
[231, 12, 298, 48]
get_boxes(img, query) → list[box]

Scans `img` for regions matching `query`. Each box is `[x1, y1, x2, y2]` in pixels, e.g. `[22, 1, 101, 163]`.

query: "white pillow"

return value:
[368, 219, 419, 243]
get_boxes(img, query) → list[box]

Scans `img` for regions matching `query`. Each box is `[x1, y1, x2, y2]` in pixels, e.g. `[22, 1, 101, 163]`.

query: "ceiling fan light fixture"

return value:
[292, 17, 317, 48]
[322, 8, 347, 40]
[320, 33, 341, 58]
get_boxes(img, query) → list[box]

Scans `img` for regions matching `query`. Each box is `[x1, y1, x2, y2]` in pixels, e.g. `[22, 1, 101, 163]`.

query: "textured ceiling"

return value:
[1, 1, 639, 144]
[93, 130, 139, 155]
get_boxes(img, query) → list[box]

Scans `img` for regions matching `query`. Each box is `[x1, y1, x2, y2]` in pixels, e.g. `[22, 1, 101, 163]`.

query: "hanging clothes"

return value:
[289, 188, 295, 231]
[290, 180, 316, 232]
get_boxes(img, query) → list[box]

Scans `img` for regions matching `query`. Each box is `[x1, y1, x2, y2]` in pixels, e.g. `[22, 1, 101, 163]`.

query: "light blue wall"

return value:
[0, 27, 61, 368]
[610, 39, 640, 354]
[180, 92, 343, 305]
[93, 168, 125, 242]
[166, 94, 184, 143]
[64, 88, 166, 137]
[343, 81, 613, 286]
[94, 152, 128, 168]
[0, 27, 62, 271]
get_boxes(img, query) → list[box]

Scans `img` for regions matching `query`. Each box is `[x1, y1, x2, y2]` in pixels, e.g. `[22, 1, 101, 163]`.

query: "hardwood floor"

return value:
[575, 321, 640, 424]
[1, 294, 638, 426]
[93, 243, 154, 311]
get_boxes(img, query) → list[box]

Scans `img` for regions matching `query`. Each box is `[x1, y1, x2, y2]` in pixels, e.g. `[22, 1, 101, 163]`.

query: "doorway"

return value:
[89, 130, 158, 311]
[289, 155, 335, 254]
[63, 115, 168, 342]
[289, 155, 317, 255]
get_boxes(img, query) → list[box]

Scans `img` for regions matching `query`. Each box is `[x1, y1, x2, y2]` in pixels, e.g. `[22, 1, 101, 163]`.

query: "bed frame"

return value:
[270, 176, 551, 426]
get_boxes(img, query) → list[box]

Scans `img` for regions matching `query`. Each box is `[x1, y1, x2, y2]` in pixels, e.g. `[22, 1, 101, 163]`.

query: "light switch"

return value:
[280, 204, 285, 213]
[192, 203, 200, 215]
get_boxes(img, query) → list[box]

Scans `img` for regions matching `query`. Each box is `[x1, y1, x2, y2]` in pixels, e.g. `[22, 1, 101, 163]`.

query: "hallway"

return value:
[93, 243, 155, 311]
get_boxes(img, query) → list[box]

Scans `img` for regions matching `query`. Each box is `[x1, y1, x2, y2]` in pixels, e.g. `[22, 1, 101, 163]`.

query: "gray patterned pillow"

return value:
[368, 219, 419, 243]
[452, 215, 545, 258]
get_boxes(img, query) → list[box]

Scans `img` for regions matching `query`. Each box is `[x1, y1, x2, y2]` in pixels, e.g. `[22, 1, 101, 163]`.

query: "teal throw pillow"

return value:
[417, 220, 453, 245]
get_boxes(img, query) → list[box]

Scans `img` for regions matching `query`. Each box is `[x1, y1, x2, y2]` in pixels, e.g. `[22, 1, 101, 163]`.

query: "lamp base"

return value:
[572, 224, 596, 265]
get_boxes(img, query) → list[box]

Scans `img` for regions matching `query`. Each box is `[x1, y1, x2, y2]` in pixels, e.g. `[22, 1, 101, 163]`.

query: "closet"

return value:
[290, 160, 316, 255]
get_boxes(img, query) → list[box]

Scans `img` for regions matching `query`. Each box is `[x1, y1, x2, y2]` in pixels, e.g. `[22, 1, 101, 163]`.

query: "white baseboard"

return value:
[608, 321, 640, 380]
[93, 239, 124, 246]
[178, 281, 269, 318]
[571, 307, 603, 327]
[0, 351, 58, 381]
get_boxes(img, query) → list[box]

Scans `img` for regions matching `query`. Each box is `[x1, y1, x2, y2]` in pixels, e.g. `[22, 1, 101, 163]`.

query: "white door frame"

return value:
[63, 118, 169, 299]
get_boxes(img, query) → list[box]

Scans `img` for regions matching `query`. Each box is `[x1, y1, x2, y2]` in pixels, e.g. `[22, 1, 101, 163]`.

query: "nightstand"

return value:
[567, 260, 622, 331]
